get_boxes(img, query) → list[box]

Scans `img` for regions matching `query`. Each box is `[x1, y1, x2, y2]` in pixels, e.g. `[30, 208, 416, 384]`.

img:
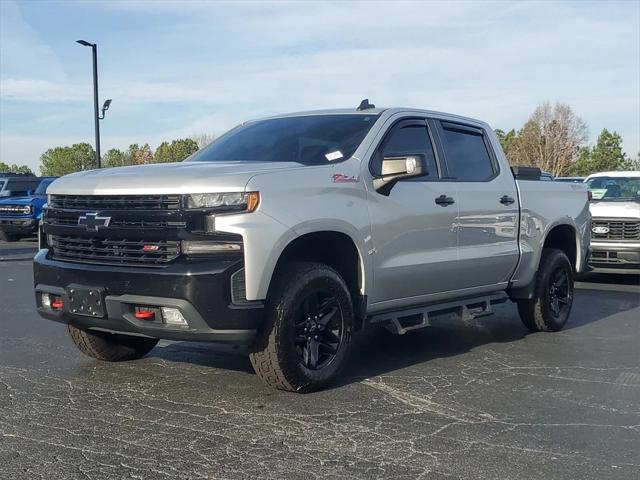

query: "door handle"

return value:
[435, 195, 455, 206]
[500, 195, 515, 205]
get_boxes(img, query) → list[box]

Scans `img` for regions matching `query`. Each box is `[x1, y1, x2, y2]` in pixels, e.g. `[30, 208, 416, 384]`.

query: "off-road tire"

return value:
[249, 262, 354, 392]
[68, 325, 159, 361]
[517, 248, 574, 332]
[0, 230, 18, 242]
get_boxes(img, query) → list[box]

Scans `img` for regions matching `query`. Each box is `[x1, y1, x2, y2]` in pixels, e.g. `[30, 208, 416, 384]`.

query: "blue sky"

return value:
[1, 0, 639, 172]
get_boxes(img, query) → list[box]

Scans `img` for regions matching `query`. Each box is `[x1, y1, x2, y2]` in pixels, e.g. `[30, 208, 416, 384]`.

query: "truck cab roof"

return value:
[250, 107, 491, 130]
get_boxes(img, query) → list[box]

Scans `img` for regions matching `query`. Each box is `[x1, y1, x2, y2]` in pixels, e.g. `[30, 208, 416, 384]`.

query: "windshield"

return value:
[188, 114, 379, 165]
[586, 176, 640, 201]
[35, 178, 55, 195]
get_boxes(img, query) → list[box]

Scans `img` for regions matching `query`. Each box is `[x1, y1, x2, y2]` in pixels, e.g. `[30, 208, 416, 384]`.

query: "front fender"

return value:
[289, 219, 371, 297]
[214, 211, 296, 301]
[217, 216, 370, 301]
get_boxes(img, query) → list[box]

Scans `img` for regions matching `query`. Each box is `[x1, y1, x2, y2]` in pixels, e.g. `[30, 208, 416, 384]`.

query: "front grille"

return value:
[49, 235, 180, 266]
[49, 194, 181, 210]
[45, 216, 185, 229]
[591, 219, 640, 241]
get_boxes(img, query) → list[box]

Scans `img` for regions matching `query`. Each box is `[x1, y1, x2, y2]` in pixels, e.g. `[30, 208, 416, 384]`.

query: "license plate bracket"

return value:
[66, 286, 106, 318]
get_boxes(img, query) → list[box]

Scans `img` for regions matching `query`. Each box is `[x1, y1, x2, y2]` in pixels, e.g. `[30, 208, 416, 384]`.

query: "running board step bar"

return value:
[368, 293, 508, 335]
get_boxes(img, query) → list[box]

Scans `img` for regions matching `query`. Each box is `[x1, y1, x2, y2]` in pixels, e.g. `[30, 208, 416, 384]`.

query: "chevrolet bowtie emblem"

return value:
[78, 212, 111, 232]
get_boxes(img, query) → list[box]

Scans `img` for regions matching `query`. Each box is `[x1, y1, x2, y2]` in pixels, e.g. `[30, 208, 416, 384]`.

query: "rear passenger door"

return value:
[435, 120, 519, 289]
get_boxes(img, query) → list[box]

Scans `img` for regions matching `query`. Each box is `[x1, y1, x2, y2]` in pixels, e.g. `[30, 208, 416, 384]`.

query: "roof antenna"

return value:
[357, 98, 375, 111]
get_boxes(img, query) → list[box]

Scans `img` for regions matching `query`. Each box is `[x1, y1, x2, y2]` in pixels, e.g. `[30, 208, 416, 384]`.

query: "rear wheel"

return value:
[249, 262, 353, 392]
[517, 248, 574, 332]
[67, 325, 158, 361]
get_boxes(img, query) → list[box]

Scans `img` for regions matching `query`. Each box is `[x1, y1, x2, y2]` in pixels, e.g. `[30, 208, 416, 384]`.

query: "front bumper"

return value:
[0, 218, 37, 235]
[589, 241, 640, 274]
[33, 249, 263, 343]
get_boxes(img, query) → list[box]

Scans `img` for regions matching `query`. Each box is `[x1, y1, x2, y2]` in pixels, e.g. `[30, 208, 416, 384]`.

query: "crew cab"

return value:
[585, 171, 640, 274]
[34, 105, 590, 392]
[0, 177, 56, 242]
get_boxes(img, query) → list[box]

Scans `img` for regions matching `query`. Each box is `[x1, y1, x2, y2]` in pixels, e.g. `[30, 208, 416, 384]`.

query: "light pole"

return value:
[76, 40, 111, 168]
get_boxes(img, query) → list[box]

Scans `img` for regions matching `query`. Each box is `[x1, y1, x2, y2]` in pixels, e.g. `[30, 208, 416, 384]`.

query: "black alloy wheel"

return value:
[547, 266, 572, 318]
[295, 290, 344, 370]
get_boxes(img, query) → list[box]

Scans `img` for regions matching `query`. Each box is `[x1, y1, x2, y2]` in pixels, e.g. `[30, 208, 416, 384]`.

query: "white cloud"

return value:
[1, 0, 638, 168]
[0, 114, 242, 173]
[0, 79, 82, 102]
[0, 0, 66, 80]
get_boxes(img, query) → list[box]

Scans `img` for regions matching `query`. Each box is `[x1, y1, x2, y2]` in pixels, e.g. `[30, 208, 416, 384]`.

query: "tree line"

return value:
[37, 137, 207, 177]
[1, 104, 638, 178]
[496, 102, 638, 177]
[0, 162, 34, 175]
[1, 134, 214, 177]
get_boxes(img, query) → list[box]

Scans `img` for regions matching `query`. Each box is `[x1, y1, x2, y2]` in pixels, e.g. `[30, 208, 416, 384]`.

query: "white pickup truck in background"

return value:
[34, 104, 591, 391]
[586, 171, 640, 274]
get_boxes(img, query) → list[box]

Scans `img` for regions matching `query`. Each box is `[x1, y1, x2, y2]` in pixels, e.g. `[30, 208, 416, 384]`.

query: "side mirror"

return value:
[27, 190, 34, 196]
[373, 154, 426, 193]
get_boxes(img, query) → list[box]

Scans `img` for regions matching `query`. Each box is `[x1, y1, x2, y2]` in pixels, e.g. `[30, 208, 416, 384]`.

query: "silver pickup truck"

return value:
[34, 104, 591, 392]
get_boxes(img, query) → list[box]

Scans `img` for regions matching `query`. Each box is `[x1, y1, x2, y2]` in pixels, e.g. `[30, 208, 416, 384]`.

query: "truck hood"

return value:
[0, 195, 42, 206]
[48, 161, 303, 195]
[589, 200, 640, 219]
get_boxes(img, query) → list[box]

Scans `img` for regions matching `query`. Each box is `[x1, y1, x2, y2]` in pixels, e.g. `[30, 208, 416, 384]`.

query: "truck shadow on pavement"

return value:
[148, 341, 255, 374]
[337, 286, 639, 388]
[146, 284, 639, 389]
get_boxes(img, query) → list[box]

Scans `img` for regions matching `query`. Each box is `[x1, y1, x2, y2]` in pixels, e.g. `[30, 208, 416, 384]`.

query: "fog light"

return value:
[161, 307, 188, 326]
[41, 293, 52, 310]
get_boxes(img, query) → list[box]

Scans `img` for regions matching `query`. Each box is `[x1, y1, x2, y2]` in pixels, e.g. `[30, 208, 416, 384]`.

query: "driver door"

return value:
[367, 118, 461, 308]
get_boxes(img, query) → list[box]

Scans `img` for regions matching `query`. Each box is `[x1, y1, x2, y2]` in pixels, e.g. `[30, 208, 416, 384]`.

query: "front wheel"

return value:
[517, 248, 574, 332]
[67, 325, 159, 361]
[249, 262, 353, 392]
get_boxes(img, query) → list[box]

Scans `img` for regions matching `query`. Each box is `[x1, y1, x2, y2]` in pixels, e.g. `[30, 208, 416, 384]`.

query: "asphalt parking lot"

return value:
[1, 239, 639, 480]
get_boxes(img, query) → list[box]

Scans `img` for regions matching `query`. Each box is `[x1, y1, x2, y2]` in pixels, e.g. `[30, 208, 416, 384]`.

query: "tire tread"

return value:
[249, 261, 352, 392]
[517, 248, 573, 332]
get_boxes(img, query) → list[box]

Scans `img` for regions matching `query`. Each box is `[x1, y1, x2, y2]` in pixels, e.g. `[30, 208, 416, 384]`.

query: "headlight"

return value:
[0, 204, 31, 214]
[185, 192, 259, 212]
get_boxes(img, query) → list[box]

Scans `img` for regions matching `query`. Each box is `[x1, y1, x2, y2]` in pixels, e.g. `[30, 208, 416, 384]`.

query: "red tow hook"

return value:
[51, 298, 64, 310]
[134, 307, 156, 320]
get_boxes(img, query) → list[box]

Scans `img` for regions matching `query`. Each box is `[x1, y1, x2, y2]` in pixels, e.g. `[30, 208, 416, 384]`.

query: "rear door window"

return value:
[438, 122, 496, 181]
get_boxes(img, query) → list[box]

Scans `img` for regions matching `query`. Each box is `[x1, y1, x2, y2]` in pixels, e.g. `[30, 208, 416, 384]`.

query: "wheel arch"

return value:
[266, 228, 368, 321]
[542, 223, 580, 270]
[509, 219, 582, 300]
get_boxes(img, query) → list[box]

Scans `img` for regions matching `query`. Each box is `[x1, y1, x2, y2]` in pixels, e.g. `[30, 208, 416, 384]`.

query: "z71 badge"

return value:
[332, 173, 358, 183]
